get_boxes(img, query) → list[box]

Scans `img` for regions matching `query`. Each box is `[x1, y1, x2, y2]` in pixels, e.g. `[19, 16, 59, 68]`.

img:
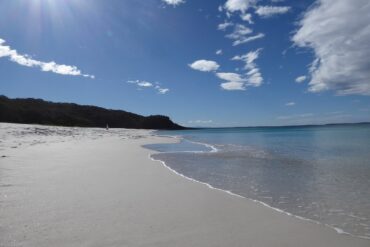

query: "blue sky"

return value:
[0, 0, 369, 127]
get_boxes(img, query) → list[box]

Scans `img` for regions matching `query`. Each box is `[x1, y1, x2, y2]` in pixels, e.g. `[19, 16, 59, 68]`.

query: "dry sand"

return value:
[0, 123, 369, 247]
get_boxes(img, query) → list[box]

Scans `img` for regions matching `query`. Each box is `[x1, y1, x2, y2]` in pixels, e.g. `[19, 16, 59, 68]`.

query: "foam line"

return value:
[148, 134, 219, 154]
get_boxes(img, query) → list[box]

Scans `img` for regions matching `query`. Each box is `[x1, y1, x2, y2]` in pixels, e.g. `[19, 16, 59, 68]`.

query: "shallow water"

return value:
[145, 124, 370, 238]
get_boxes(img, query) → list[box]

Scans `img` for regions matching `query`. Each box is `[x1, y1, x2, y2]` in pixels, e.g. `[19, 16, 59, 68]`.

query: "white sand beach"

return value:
[1, 123, 369, 247]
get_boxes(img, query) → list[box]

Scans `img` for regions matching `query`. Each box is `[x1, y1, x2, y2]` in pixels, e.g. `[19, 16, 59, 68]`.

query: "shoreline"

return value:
[149, 151, 369, 241]
[1, 123, 369, 246]
[146, 135, 370, 240]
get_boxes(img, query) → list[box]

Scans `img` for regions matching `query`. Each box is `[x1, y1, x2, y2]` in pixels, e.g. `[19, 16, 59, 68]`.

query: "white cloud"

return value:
[246, 70, 263, 86]
[240, 13, 253, 24]
[225, 24, 264, 46]
[226, 24, 252, 38]
[221, 81, 246, 91]
[128, 80, 152, 87]
[292, 0, 370, 95]
[218, 21, 233, 31]
[231, 48, 264, 87]
[189, 59, 220, 72]
[216, 49, 263, 90]
[187, 51, 263, 92]
[0, 38, 94, 78]
[217, 72, 247, 91]
[216, 49, 223, 55]
[162, 0, 185, 6]
[285, 102, 296, 106]
[216, 72, 245, 82]
[232, 48, 260, 67]
[224, 0, 258, 13]
[255, 6, 291, 17]
[234, 33, 265, 46]
[157, 88, 170, 94]
[127, 80, 169, 94]
[137, 81, 153, 87]
[295, 75, 307, 83]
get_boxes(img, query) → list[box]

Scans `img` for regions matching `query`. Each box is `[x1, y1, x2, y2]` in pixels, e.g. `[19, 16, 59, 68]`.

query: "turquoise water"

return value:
[145, 124, 370, 238]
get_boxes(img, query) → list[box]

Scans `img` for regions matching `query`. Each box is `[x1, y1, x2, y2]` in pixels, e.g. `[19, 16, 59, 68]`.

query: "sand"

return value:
[0, 123, 369, 247]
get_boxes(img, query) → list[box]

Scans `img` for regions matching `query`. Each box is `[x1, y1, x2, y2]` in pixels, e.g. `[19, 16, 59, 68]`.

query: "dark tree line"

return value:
[0, 95, 185, 130]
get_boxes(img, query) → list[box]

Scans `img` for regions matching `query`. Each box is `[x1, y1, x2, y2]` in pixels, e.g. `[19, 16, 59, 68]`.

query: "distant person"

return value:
[106, 124, 109, 130]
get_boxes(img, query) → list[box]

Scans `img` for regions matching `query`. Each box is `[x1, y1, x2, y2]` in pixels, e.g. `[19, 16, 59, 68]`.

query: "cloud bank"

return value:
[0, 38, 94, 79]
[292, 0, 370, 95]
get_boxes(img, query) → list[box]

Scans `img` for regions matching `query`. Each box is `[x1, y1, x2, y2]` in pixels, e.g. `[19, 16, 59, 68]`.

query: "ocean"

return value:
[145, 124, 370, 239]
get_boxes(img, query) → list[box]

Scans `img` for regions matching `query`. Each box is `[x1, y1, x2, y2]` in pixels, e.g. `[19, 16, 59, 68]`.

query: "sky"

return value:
[0, 0, 369, 127]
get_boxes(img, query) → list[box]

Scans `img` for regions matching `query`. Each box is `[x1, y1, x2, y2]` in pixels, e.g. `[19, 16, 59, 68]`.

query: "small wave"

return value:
[184, 140, 219, 153]
[147, 134, 219, 154]
[153, 132, 269, 156]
